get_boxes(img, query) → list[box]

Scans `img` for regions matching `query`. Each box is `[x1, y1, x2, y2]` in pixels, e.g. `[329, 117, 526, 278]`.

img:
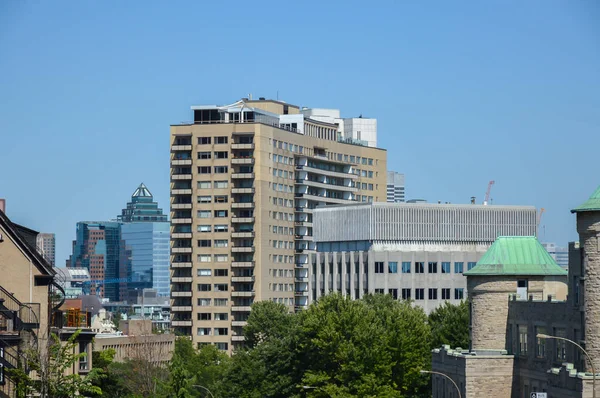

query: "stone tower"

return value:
[572, 185, 600, 370]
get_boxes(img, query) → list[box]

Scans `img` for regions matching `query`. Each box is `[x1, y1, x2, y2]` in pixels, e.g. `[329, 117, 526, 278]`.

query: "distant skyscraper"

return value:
[119, 184, 170, 297]
[542, 242, 569, 268]
[68, 221, 123, 300]
[386, 171, 405, 203]
[36, 232, 56, 266]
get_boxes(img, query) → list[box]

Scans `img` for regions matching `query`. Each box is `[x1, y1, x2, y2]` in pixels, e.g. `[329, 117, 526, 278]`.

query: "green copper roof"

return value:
[571, 185, 600, 213]
[464, 236, 567, 276]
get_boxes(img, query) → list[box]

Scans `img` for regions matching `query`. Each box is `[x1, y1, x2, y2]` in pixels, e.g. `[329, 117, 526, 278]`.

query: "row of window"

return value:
[198, 225, 230, 233]
[270, 283, 294, 292]
[272, 153, 294, 165]
[198, 180, 228, 189]
[270, 254, 295, 264]
[272, 139, 303, 154]
[516, 325, 567, 361]
[198, 298, 228, 306]
[384, 288, 465, 300]
[374, 261, 477, 274]
[197, 327, 229, 336]
[198, 254, 228, 262]
[271, 297, 294, 305]
[269, 269, 294, 278]
[198, 239, 229, 248]
[272, 183, 294, 193]
[197, 312, 228, 321]
[198, 136, 228, 145]
[272, 197, 294, 208]
[272, 211, 295, 222]
[197, 283, 229, 292]
[272, 240, 293, 249]
[197, 195, 229, 203]
[198, 151, 229, 159]
[197, 269, 228, 277]
[198, 166, 229, 174]
[273, 168, 294, 180]
[198, 342, 229, 351]
[272, 225, 294, 236]
[198, 210, 228, 218]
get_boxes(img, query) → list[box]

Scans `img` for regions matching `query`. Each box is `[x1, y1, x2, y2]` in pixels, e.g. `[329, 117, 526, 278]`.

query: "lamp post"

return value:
[420, 370, 461, 398]
[537, 333, 596, 398]
[192, 385, 215, 398]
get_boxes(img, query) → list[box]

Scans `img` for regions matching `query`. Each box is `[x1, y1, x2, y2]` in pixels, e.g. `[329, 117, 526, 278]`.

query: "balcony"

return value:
[171, 247, 192, 254]
[231, 202, 254, 209]
[231, 217, 254, 223]
[171, 145, 192, 151]
[231, 291, 255, 298]
[231, 335, 246, 342]
[171, 277, 193, 283]
[295, 291, 309, 297]
[171, 291, 193, 298]
[295, 235, 314, 242]
[172, 232, 192, 239]
[295, 207, 313, 213]
[171, 203, 192, 210]
[296, 193, 349, 205]
[171, 320, 193, 327]
[231, 276, 255, 283]
[231, 232, 254, 238]
[231, 158, 255, 165]
[231, 143, 254, 150]
[231, 247, 254, 253]
[172, 189, 192, 195]
[231, 306, 252, 312]
[231, 173, 255, 179]
[232, 187, 254, 194]
[171, 159, 192, 166]
[231, 261, 255, 268]
[171, 306, 193, 312]
[295, 276, 309, 282]
[171, 262, 192, 268]
[297, 165, 357, 179]
[294, 221, 311, 227]
[231, 320, 248, 327]
[171, 174, 192, 180]
[172, 218, 192, 224]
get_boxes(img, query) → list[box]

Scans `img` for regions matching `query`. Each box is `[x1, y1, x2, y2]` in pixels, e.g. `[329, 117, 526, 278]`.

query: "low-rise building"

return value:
[431, 185, 600, 398]
[311, 202, 538, 313]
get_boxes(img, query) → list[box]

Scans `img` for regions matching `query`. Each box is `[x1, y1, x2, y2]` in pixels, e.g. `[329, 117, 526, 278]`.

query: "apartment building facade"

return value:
[170, 98, 387, 351]
[312, 202, 538, 313]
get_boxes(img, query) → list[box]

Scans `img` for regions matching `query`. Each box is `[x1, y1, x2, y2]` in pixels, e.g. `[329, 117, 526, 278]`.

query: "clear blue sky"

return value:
[1, 1, 598, 266]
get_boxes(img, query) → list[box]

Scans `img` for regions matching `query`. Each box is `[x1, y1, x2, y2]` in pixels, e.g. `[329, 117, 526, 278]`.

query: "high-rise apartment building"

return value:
[386, 171, 405, 203]
[119, 183, 170, 297]
[36, 232, 56, 266]
[170, 98, 387, 351]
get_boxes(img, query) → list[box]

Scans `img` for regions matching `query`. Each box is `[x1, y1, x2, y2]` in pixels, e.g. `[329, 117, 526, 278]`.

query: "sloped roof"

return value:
[464, 236, 567, 276]
[132, 183, 153, 198]
[571, 185, 600, 213]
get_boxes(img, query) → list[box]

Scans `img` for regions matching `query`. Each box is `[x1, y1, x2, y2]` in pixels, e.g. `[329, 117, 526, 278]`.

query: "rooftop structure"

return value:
[118, 183, 167, 222]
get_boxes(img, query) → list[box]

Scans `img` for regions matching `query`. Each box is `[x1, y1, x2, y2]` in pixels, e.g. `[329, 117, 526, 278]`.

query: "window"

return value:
[198, 240, 211, 247]
[388, 262, 398, 273]
[468, 262, 477, 271]
[519, 325, 528, 355]
[214, 181, 228, 189]
[215, 254, 228, 262]
[79, 342, 89, 370]
[197, 328, 211, 336]
[454, 262, 464, 273]
[214, 225, 228, 233]
[198, 255, 211, 263]
[198, 225, 211, 233]
[198, 313, 211, 320]
[214, 240, 228, 248]
[536, 326, 546, 358]
[197, 298, 211, 306]
[214, 195, 228, 203]
[455, 288, 464, 300]
[214, 299, 227, 307]
[428, 288, 438, 300]
[215, 136, 228, 144]
[428, 262, 438, 273]
[401, 262, 411, 273]
[415, 288, 425, 300]
[401, 288, 411, 300]
[375, 262, 384, 273]
[198, 166, 211, 174]
[214, 210, 228, 217]
[198, 210, 211, 218]
[198, 137, 211, 145]
[197, 269, 212, 276]
[555, 328, 566, 360]
[215, 151, 228, 159]
[214, 269, 228, 277]
[198, 284, 211, 292]
[441, 262, 450, 273]
[214, 328, 228, 336]
[375, 288, 385, 294]
[214, 166, 228, 173]
[198, 181, 211, 189]
[214, 284, 228, 292]
[216, 343, 228, 351]
[198, 151, 211, 159]
[198, 196, 212, 203]
[415, 262, 424, 273]
[441, 288, 451, 300]
[389, 288, 398, 299]
[214, 313, 228, 321]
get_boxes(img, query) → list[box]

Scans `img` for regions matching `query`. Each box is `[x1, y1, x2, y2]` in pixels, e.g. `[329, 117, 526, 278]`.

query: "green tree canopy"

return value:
[428, 300, 470, 350]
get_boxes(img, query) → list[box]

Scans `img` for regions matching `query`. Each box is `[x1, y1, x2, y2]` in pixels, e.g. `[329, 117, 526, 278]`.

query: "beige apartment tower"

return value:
[170, 99, 387, 351]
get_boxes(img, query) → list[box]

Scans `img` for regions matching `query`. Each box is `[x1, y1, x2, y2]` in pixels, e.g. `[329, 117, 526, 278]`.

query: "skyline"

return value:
[1, 1, 599, 266]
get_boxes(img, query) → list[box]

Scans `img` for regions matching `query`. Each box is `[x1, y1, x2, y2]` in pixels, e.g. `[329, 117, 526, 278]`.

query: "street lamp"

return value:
[420, 370, 461, 398]
[192, 385, 215, 398]
[537, 333, 596, 398]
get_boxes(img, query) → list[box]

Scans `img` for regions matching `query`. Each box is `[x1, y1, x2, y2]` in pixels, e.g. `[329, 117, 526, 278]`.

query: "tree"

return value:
[243, 300, 295, 348]
[428, 300, 470, 350]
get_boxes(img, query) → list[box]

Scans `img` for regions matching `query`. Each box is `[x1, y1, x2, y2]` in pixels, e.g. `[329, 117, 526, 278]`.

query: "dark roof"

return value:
[0, 210, 55, 277]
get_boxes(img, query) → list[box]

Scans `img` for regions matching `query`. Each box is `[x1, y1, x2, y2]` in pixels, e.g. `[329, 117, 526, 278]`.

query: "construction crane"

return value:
[537, 208, 545, 235]
[483, 180, 495, 205]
